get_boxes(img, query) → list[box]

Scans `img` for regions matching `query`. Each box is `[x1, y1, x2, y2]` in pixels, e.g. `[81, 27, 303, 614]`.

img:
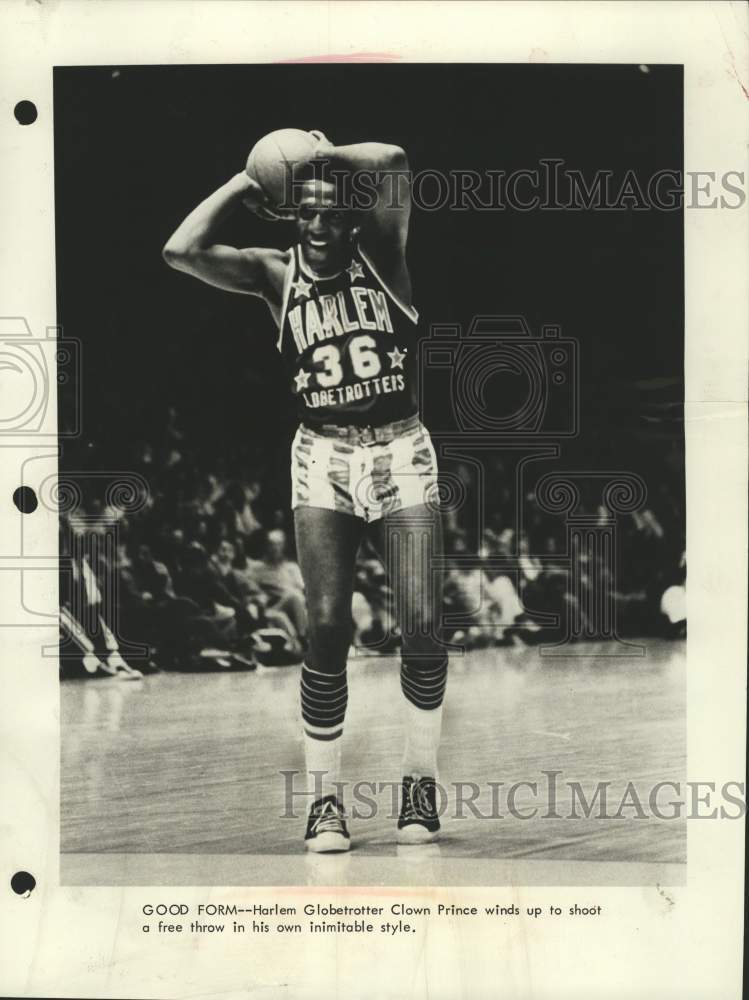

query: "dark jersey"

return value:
[276, 244, 419, 429]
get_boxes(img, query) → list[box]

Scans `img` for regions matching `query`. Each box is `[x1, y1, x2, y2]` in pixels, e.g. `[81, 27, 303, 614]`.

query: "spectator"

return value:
[658, 550, 687, 639]
[225, 480, 263, 539]
[243, 529, 307, 643]
[249, 529, 304, 598]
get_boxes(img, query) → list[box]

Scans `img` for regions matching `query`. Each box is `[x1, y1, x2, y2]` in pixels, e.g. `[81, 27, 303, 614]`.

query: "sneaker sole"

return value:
[397, 824, 440, 845]
[305, 832, 351, 854]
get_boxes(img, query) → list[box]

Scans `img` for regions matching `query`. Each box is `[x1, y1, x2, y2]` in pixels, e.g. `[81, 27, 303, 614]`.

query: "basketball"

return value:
[246, 128, 318, 207]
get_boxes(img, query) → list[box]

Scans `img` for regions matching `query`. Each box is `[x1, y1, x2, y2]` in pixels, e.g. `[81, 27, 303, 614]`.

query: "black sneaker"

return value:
[304, 795, 351, 853]
[397, 776, 440, 844]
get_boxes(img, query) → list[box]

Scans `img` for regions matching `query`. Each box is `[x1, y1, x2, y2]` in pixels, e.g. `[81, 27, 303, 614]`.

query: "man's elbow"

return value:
[162, 239, 193, 271]
[383, 145, 408, 172]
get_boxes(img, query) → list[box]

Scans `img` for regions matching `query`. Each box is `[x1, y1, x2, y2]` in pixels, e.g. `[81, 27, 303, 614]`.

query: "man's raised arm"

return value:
[162, 172, 285, 297]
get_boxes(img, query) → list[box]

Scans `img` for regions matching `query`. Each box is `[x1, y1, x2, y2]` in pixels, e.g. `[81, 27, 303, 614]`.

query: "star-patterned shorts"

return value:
[291, 419, 440, 523]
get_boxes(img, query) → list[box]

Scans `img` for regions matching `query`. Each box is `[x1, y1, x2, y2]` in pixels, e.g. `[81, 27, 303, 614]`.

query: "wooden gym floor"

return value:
[61, 638, 686, 886]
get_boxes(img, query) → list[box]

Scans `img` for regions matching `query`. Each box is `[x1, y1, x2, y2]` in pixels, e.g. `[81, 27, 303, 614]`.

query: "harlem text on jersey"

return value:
[277, 246, 419, 427]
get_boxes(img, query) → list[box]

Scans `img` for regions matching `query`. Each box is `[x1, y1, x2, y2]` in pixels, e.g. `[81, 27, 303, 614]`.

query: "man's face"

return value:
[265, 530, 286, 563]
[217, 541, 234, 565]
[296, 180, 354, 275]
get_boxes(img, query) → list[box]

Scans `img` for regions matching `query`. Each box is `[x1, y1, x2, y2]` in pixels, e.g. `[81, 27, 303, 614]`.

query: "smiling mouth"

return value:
[308, 239, 329, 250]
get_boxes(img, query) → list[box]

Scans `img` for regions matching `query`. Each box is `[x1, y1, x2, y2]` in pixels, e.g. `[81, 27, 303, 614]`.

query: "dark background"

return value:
[54, 63, 683, 496]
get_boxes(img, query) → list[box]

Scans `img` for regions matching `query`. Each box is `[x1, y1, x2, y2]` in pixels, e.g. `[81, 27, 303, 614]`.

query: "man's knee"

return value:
[400, 625, 444, 660]
[307, 617, 352, 672]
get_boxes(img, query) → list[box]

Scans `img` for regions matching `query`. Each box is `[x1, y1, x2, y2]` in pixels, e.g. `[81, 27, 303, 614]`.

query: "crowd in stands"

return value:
[60, 408, 686, 679]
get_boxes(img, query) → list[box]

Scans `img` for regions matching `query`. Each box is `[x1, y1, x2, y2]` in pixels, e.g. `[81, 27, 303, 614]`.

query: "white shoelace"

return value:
[310, 800, 345, 835]
[403, 780, 435, 820]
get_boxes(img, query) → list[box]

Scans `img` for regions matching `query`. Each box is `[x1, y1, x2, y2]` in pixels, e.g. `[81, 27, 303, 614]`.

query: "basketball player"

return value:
[163, 133, 448, 852]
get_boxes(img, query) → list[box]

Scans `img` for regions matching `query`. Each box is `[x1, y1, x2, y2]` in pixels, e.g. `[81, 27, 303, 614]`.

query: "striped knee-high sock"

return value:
[300, 662, 348, 802]
[400, 654, 448, 779]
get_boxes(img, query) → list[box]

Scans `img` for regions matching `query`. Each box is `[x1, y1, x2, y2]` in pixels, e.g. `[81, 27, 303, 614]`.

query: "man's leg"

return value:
[374, 502, 448, 840]
[294, 506, 364, 848]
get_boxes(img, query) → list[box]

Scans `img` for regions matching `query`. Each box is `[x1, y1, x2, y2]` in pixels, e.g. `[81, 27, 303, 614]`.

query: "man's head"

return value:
[296, 179, 358, 276]
[264, 528, 287, 564]
[216, 540, 235, 567]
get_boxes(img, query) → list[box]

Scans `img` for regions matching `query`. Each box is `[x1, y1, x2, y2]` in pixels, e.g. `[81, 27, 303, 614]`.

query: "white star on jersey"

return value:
[346, 260, 364, 282]
[294, 369, 311, 391]
[292, 276, 312, 300]
[387, 346, 407, 370]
